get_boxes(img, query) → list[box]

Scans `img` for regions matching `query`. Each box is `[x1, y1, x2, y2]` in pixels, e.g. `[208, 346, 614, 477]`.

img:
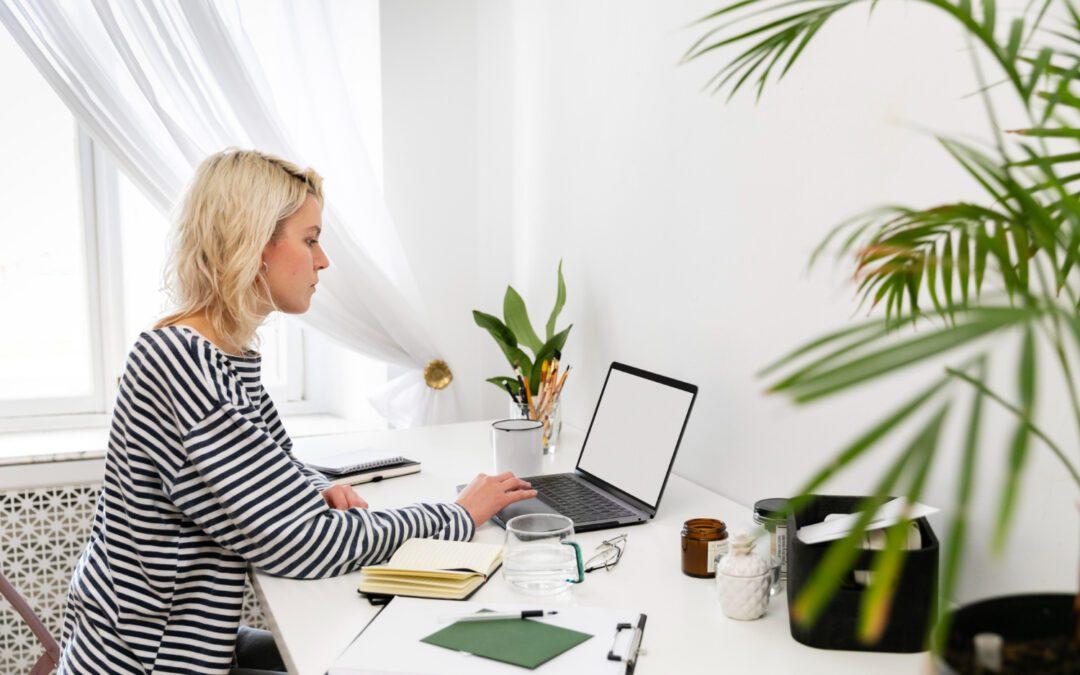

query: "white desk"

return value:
[253, 421, 928, 675]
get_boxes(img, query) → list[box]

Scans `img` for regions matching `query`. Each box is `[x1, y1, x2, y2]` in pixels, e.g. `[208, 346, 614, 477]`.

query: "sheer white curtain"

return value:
[0, 0, 460, 427]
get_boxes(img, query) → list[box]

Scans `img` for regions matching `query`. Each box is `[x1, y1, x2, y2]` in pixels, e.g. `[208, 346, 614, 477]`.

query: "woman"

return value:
[58, 149, 537, 674]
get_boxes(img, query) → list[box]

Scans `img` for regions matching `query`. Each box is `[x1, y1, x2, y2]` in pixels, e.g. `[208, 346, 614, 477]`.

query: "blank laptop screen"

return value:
[576, 367, 695, 508]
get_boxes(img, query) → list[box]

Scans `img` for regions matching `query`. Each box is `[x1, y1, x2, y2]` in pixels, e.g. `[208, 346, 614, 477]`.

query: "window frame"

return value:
[0, 130, 318, 431]
[263, 317, 318, 415]
[0, 128, 106, 426]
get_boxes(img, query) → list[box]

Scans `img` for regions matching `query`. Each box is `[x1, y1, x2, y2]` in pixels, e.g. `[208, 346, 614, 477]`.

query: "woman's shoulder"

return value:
[137, 324, 207, 357]
[119, 327, 258, 430]
[128, 326, 238, 384]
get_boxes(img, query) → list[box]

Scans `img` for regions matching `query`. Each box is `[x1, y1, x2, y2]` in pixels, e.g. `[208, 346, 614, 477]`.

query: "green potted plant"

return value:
[686, 0, 1079, 671]
[473, 262, 572, 447]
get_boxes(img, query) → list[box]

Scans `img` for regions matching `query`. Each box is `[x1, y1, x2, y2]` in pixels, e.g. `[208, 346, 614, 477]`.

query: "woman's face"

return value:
[261, 194, 329, 314]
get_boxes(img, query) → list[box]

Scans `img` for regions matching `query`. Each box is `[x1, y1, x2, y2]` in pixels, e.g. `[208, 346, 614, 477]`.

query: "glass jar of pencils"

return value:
[510, 398, 562, 454]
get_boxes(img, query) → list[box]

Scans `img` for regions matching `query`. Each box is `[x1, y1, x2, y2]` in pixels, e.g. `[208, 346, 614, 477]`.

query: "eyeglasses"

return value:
[584, 534, 628, 573]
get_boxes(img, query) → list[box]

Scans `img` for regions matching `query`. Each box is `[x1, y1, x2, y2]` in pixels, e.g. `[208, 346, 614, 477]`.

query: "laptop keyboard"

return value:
[529, 474, 635, 523]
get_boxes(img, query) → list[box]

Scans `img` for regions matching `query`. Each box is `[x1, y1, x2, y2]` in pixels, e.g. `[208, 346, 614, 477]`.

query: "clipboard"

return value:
[607, 614, 648, 674]
[329, 597, 647, 674]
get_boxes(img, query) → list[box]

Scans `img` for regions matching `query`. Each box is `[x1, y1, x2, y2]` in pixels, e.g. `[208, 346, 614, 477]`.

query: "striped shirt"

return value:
[58, 326, 474, 674]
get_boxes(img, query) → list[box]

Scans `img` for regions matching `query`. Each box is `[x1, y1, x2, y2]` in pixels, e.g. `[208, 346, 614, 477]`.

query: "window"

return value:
[0, 29, 309, 430]
[0, 27, 99, 422]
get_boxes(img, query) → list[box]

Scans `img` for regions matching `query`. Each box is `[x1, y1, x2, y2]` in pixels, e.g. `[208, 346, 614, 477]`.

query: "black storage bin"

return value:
[785, 494, 938, 653]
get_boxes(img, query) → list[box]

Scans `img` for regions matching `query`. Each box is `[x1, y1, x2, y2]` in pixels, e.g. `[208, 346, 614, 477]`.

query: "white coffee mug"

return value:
[491, 419, 543, 476]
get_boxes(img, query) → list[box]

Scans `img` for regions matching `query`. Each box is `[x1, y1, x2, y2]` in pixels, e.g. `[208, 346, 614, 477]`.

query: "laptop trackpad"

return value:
[494, 496, 553, 528]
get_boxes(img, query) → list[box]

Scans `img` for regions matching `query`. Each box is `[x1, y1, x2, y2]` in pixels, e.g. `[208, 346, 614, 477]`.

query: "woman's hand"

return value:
[455, 472, 537, 526]
[322, 484, 369, 510]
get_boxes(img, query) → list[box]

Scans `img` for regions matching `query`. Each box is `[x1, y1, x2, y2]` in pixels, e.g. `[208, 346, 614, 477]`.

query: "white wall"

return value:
[380, 0, 518, 423]
[380, 0, 1078, 602]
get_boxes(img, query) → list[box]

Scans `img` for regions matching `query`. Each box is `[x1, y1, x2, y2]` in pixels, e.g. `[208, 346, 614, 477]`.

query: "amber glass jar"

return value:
[681, 518, 728, 578]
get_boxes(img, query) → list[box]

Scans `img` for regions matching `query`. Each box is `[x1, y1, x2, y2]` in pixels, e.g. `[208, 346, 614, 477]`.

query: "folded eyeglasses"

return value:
[584, 534, 628, 573]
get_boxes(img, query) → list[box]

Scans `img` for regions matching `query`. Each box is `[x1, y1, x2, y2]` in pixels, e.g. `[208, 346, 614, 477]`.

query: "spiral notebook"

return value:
[308, 453, 414, 475]
[292, 436, 419, 477]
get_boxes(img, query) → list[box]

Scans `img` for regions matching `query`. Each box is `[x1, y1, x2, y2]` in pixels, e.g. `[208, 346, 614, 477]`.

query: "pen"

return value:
[514, 367, 528, 410]
[503, 381, 519, 404]
[514, 366, 536, 420]
[442, 610, 559, 622]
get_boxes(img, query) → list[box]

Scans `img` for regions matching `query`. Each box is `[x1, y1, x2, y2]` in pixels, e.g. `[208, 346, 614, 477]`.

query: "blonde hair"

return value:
[156, 149, 323, 350]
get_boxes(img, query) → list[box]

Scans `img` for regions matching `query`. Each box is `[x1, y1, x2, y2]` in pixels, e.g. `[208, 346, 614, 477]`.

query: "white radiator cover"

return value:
[0, 483, 267, 673]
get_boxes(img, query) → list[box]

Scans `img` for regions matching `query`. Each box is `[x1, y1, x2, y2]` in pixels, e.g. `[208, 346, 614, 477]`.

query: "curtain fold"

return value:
[0, 0, 459, 427]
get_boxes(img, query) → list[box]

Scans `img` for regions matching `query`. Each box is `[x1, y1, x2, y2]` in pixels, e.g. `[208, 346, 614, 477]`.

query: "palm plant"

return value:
[685, 0, 1080, 648]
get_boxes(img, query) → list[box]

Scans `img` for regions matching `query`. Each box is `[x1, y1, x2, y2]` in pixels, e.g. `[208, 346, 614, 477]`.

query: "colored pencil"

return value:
[554, 365, 571, 397]
[521, 373, 536, 419]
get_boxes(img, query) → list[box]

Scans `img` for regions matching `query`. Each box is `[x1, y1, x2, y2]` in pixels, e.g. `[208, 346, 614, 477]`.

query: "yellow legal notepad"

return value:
[359, 539, 504, 600]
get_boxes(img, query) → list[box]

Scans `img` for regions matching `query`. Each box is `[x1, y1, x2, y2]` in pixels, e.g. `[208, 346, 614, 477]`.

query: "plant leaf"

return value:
[983, 0, 997, 34]
[793, 405, 947, 626]
[958, 228, 971, 306]
[1009, 226, 1030, 292]
[926, 247, 944, 315]
[989, 223, 1020, 296]
[776, 309, 1029, 403]
[934, 357, 987, 653]
[858, 404, 947, 642]
[941, 234, 955, 315]
[473, 310, 533, 373]
[1012, 126, 1080, 138]
[1005, 17, 1024, 63]
[993, 323, 1036, 552]
[759, 319, 892, 379]
[546, 260, 567, 340]
[486, 376, 522, 396]
[503, 286, 544, 355]
[974, 225, 989, 297]
[788, 372, 953, 511]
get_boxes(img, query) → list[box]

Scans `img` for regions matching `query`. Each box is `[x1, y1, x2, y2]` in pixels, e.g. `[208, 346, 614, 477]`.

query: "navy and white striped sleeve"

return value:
[293, 455, 334, 492]
[258, 392, 334, 492]
[170, 404, 475, 578]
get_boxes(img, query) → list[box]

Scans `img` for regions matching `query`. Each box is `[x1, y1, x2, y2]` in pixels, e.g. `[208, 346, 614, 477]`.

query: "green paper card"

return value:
[421, 616, 593, 669]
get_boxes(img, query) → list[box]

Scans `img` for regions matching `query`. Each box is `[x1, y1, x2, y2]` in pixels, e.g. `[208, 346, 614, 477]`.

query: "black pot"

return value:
[937, 593, 1077, 674]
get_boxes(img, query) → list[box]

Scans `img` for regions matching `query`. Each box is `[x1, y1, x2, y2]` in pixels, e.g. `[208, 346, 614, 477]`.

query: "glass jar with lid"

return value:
[681, 518, 728, 578]
[753, 498, 789, 596]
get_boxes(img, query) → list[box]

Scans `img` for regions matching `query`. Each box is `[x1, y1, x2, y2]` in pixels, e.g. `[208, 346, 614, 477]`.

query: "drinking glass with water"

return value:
[502, 514, 584, 596]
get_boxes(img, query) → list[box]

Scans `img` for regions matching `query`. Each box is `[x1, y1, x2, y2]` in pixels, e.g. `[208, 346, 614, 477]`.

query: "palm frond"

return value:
[768, 306, 1036, 402]
[684, 0, 860, 99]
[689, 0, 1030, 102]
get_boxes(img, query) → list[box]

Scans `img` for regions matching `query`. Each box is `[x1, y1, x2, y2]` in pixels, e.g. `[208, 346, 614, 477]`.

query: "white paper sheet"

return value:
[796, 498, 938, 545]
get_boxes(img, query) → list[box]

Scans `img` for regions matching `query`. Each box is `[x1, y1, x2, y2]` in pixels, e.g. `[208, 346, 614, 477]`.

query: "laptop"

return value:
[493, 362, 698, 532]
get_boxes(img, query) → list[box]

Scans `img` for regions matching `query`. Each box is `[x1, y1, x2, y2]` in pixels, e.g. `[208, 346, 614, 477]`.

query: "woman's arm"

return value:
[172, 403, 473, 579]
